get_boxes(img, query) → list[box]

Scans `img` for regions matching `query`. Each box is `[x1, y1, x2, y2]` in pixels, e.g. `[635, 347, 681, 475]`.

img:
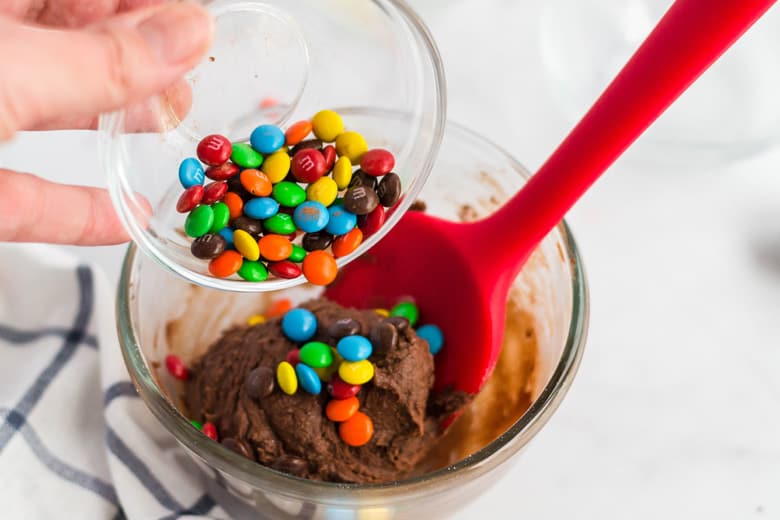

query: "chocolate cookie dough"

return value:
[185, 298, 467, 483]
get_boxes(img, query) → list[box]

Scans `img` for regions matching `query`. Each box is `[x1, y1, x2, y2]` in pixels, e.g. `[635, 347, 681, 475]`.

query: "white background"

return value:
[2, 1, 780, 518]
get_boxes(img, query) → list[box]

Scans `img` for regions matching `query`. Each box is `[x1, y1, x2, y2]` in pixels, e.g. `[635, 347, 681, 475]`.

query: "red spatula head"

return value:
[326, 211, 512, 394]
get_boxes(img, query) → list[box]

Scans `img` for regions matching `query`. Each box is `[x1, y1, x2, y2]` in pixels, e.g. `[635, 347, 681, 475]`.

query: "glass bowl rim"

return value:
[99, 0, 448, 294]
[115, 117, 589, 500]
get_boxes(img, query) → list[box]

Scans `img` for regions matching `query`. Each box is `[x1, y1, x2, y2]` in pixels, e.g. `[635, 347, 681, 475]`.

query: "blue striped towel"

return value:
[0, 244, 229, 519]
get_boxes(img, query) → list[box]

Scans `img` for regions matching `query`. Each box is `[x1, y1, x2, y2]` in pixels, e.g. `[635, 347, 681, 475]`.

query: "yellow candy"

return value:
[332, 156, 353, 190]
[339, 360, 374, 385]
[335, 131, 368, 163]
[306, 177, 338, 207]
[314, 347, 344, 382]
[233, 229, 260, 261]
[247, 314, 266, 326]
[262, 150, 291, 184]
[373, 308, 389, 317]
[277, 361, 298, 395]
[311, 110, 344, 142]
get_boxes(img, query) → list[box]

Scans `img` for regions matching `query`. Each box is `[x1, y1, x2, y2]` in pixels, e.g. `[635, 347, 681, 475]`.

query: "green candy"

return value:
[190, 420, 202, 430]
[390, 301, 419, 327]
[289, 244, 306, 263]
[272, 181, 306, 207]
[231, 143, 263, 168]
[299, 341, 333, 368]
[238, 260, 269, 282]
[184, 205, 214, 237]
[263, 213, 296, 235]
[210, 202, 230, 233]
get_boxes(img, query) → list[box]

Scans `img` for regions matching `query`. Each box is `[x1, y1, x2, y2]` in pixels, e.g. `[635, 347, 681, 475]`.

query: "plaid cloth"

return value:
[0, 244, 229, 519]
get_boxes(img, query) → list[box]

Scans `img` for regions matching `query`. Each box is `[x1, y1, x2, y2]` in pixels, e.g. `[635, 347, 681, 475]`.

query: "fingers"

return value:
[0, 169, 132, 245]
[0, 2, 213, 140]
[1, 0, 166, 26]
[29, 78, 193, 132]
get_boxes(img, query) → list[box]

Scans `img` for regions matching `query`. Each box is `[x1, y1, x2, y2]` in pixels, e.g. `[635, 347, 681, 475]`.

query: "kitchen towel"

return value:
[0, 243, 227, 519]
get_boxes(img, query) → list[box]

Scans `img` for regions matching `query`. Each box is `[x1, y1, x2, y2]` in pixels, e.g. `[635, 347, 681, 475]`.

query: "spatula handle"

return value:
[486, 0, 775, 274]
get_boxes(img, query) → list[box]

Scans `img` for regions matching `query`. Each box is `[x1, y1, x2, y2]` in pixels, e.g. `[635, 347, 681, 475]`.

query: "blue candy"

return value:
[244, 197, 279, 220]
[325, 205, 357, 236]
[178, 157, 204, 188]
[337, 335, 373, 362]
[218, 227, 234, 249]
[416, 324, 444, 355]
[250, 125, 285, 154]
[281, 308, 318, 342]
[293, 201, 329, 233]
[296, 363, 321, 395]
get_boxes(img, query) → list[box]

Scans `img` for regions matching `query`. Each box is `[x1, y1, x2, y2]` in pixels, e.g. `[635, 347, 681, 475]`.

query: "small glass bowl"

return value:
[99, 0, 446, 292]
[117, 115, 589, 519]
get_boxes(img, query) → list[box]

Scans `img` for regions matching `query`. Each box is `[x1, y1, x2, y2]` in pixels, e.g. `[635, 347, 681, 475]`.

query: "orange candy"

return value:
[302, 250, 338, 286]
[326, 397, 359, 422]
[339, 411, 373, 447]
[266, 298, 293, 318]
[223, 192, 244, 220]
[331, 228, 363, 258]
[285, 120, 313, 146]
[258, 234, 293, 262]
[208, 250, 243, 278]
[239, 169, 272, 196]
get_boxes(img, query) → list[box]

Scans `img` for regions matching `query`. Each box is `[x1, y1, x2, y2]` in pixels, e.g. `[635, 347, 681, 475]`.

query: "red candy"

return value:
[165, 354, 189, 380]
[328, 373, 360, 399]
[357, 205, 386, 236]
[268, 260, 302, 279]
[197, 134, 232, 166]
[322, 145, 336, 171]
[202, 422, 218, 441]
[202, 181, 228, 204]
[176, 185, 204, 213]
[286, 349, 301, 366]
[291, 148, 327, 183]
[360, 149, 395, 176]
[205, 162, 240, 181]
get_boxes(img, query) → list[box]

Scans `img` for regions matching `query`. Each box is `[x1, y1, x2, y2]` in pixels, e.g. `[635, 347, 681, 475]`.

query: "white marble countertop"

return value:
[2, 1, 779, 518]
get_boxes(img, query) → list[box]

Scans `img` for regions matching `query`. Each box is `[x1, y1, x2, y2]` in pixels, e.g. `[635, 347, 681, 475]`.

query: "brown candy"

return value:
[190, 233, 226, 259]
[271, 455, 308, 477]
[327, 318, 361, 340]
[370, 321, 398, 357]
[245, 366, 275, 400]
[233, 216, 263, 238]
[290, 139, 323, 156]
[227, 175, 253, 201]
[343, 186, 379, 215]
[302, 231, 333, 251]
[377, 172, 402, 207]
[385, 316, 410, 331]
[348, 169, 378, 191]
[221, 438, 255, 460]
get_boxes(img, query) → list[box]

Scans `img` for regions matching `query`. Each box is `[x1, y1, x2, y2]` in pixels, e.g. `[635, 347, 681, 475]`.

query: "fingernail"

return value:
[137, 3, 213, 64]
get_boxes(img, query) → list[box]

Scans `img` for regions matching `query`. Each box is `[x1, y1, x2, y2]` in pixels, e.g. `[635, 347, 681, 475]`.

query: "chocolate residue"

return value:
[418, 300, 537, 470]
[209, 56, 216, 62]
[409, 200, 427, 212]
[457, 204, 479, 223]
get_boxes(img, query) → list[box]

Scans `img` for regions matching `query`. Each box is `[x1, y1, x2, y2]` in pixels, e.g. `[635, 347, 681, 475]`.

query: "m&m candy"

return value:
[281, 308, 318, 342]
[174, 110, 399, 286]
[296, 363, 322, 395]
[336, 335, 372, 362]
[416, 324, 444, 355]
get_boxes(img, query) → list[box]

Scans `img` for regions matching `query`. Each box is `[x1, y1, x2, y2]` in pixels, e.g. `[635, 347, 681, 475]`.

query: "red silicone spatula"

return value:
[326, 0, 776, 396]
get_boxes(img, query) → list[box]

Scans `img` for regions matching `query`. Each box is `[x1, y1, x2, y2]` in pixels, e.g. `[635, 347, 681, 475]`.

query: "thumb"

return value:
[0, 2, 213, 140]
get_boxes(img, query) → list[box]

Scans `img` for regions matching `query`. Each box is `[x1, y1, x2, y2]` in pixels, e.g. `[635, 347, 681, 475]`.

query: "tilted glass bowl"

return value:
[100, 0, 446, 292]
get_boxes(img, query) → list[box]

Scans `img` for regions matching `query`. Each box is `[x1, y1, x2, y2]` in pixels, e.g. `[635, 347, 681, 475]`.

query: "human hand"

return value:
[0, 0, 213, 244]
